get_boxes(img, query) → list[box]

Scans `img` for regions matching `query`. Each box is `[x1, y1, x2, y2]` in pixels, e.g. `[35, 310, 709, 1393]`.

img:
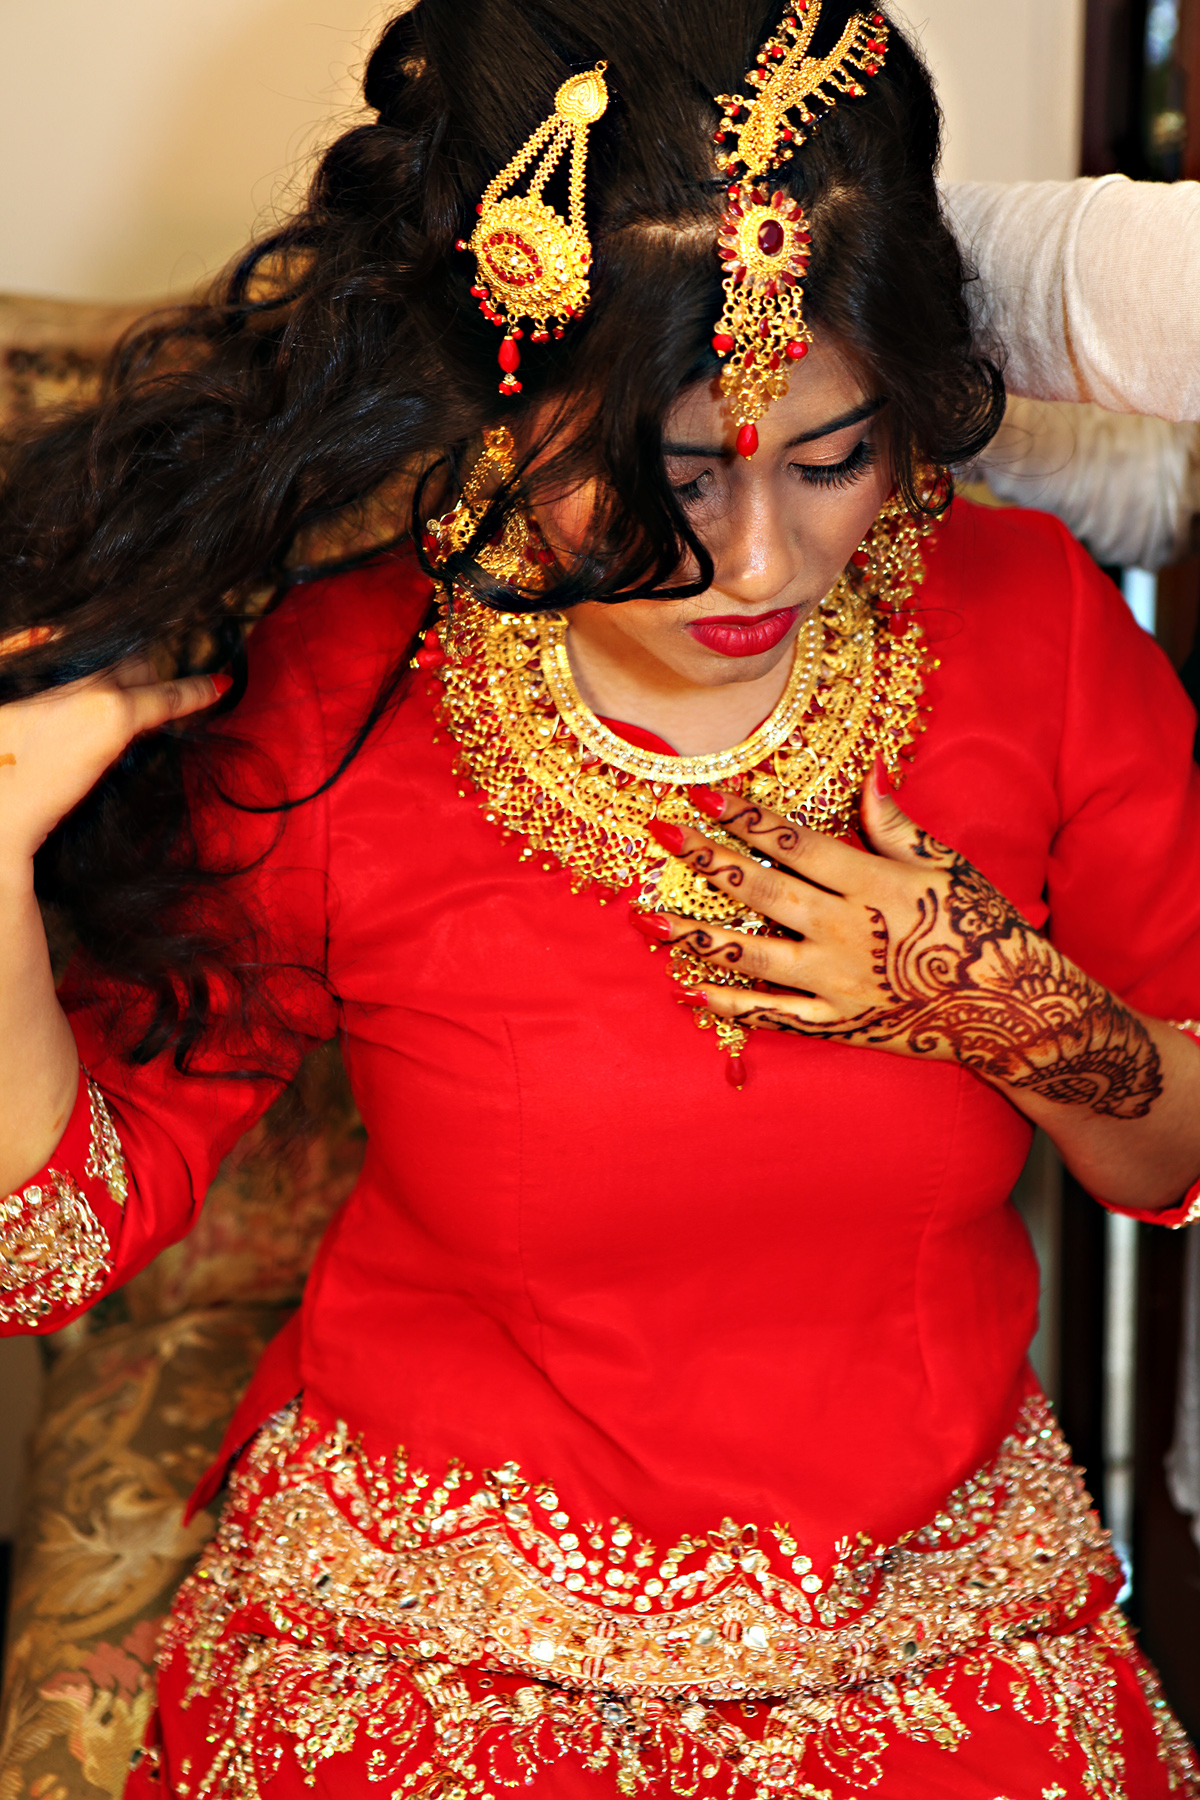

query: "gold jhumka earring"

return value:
[456, 65, 610, 396]
[414, 425, 556, 671]
[711, 0, 888, 457]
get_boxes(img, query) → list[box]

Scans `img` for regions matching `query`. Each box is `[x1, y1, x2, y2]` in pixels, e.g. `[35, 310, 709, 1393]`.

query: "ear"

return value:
[860, 756, 931, 866]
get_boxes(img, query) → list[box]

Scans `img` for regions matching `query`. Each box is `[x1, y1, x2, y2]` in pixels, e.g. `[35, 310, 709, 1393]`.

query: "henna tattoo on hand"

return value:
[722, 800, 805, 863]
[669, 923, 748, 971]
[684, 842, 751, 891]
[738, 830, 1163, 1120]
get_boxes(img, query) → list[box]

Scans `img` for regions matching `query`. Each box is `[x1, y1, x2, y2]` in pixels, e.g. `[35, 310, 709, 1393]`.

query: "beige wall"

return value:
[0, 0, 1084, 305]
[904, 0, 1085, 186]
[0, 0, 385, 302]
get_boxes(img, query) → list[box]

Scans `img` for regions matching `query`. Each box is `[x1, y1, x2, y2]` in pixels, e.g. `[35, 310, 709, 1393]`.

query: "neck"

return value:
[564, 615, 796, 755]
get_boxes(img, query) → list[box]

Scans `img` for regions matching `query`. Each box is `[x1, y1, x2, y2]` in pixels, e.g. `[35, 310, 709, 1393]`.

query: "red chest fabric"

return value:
[306, 678, 1035, 1564]
[61, 498, 1200, 1580]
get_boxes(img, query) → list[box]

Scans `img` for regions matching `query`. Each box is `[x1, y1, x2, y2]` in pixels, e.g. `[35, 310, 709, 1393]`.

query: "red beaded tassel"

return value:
[498, 334, 522, 396]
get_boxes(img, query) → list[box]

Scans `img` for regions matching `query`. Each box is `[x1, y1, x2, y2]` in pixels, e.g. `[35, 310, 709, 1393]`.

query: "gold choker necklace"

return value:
[419, 491, 938, 1080]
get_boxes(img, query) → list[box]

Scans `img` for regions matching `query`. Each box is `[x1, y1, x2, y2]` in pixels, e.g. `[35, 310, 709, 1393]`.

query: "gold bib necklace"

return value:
[420, 451, 939, 1080]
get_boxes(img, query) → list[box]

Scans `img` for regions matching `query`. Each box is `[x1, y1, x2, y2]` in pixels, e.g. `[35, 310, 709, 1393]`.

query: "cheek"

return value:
[808, 467, 892, 561]
[571, 598, 691, 660]
[612, 606, 688, 657]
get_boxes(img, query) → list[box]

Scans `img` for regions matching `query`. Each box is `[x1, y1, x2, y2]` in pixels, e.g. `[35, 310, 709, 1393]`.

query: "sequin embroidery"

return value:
[157, 1395, 1199, 1798]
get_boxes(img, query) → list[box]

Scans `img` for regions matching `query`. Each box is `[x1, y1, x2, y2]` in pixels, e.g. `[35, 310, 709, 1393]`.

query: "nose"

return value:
[707, 474, 800, 607]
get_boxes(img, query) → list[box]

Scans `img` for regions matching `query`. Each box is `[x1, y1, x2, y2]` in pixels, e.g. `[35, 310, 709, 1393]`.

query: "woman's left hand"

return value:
[638, 767, 1163, 1121]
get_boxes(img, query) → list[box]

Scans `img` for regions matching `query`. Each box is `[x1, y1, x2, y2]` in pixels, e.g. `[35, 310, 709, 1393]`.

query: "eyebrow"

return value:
[663, 396, 887, 460]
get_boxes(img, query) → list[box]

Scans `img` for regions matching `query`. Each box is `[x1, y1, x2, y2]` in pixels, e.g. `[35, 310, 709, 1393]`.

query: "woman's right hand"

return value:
[0, 628, 227, 865]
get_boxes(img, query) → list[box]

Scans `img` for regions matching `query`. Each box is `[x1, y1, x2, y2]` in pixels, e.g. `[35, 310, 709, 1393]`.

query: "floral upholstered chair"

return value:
[0, 295, 366, 1800]
[0, 1044, 364, 1800]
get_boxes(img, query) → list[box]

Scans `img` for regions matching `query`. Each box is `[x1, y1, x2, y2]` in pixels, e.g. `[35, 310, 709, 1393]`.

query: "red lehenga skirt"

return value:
[127, 1395, 1199, 1800]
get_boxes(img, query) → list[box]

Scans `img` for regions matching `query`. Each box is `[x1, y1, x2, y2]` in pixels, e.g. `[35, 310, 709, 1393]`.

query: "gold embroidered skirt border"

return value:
[155, 1397, 1200, 1800]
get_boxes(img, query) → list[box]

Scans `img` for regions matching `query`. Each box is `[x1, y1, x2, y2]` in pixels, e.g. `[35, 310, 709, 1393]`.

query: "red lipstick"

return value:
[686, 605, 800, 659]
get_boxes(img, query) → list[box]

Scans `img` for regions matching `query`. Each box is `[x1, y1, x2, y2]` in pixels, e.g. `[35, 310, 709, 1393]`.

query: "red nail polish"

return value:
[210, 674, 234, 699]
[688, 786, 725, 822]
[677, 990, 708, 1008]
[630, 910, 673, 941]
[647, 818, 687, 855]
[872, 754, 891, 799]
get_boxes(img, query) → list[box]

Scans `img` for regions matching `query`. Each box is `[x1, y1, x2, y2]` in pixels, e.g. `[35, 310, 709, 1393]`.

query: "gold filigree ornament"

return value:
[420, 425, 555, 597]
[456, 64, 609, 397]
[416, 459, 941, 1086]
[710, 1, 889, 457]
[0, 1077, 124, 1327]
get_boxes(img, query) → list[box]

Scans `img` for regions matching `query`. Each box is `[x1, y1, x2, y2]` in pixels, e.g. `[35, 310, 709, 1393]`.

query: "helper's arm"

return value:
[945, 175, 1200, 422]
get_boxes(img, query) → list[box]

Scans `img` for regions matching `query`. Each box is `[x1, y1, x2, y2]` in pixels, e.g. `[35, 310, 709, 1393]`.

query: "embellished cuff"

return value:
[0, 1073, 128, 1328]
[1100, 1022, 1200, 1229]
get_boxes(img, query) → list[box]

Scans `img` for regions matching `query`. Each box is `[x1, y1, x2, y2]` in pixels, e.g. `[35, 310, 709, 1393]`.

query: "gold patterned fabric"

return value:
[152, 1395, 1200, 1798]
[0, 1082, 127, 1330]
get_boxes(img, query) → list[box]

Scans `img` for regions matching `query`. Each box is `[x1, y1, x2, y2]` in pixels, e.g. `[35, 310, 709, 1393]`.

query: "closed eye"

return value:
[670, 470, 713, 507]
[793, 436, 877, 488]
[669, 434, 878, 506]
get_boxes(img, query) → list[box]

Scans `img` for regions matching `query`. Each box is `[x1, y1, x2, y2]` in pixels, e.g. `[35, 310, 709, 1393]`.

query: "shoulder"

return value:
[915, 495, 1191, 799]
[220, 546, 437, 796]
[924, 493, 1086, 596]
[920, 494, 1141, 668]
[246, 547, 435, 713]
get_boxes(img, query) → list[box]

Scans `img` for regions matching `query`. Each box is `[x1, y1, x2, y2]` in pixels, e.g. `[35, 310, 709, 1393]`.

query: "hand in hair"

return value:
[0, 635, 226, 863]
[0, 644, 226, 1195]
[638, 784, 1200, 1214]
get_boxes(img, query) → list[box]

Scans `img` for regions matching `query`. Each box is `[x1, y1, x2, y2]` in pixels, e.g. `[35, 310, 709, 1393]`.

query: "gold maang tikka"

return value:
[456, 65, 609, 398]
[711, 2, 888, 458]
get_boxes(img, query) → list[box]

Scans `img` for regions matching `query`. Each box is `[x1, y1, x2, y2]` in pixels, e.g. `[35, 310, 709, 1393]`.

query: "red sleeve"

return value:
[0, 550, 433, 1334]
[1044, 528, 1200, 1226]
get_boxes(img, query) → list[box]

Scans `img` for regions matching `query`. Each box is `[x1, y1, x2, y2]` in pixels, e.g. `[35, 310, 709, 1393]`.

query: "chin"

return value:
[679, 639, 796, 686]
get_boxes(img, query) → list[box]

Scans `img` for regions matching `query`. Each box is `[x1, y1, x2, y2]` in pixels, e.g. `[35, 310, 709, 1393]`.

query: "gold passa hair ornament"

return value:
[711, 2, 888, 457]
[457, 65, 609, 397]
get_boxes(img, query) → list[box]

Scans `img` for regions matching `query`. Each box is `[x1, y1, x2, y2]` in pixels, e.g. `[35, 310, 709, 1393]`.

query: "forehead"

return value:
[665, 335, 871, 451]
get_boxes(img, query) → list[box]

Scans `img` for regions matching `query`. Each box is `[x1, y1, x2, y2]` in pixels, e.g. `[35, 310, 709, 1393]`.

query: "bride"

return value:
[2, 2, 1199, 1794]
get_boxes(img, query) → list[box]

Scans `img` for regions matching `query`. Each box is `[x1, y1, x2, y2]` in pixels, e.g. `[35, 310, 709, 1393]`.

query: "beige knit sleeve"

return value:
[969, 397, 1200, 570]
[944, 175, 1200, 422]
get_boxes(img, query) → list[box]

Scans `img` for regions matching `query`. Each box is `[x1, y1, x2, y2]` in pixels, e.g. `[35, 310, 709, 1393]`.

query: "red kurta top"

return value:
[12, 498, 1200, 1581]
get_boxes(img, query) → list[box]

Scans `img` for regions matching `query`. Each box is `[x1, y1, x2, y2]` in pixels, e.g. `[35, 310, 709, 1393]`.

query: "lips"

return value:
[686, 605, 801, 658]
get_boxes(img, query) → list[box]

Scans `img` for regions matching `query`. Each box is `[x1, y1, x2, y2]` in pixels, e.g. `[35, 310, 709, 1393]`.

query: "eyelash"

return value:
[796, 436, 877, 489]
[670, 435, 877, 505]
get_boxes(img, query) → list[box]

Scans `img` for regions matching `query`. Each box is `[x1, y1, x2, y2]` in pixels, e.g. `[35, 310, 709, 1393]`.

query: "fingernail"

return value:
[209, 674, 234, 699]
[872, 754, 891, 800]
[688, 786, 725, 822]
[647, 819, 687, 855]
[677, 990, 708, 1008]
[29, 626, 53, 647]
[630, 909, 673, 941]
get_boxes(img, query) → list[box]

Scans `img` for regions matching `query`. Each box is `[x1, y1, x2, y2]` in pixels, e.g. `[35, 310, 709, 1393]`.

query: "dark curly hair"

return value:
[0, 0, 1004, 1071]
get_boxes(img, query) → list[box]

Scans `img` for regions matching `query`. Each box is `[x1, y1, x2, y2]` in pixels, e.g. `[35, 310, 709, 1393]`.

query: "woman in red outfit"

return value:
[3, 2, 1200, 1796]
